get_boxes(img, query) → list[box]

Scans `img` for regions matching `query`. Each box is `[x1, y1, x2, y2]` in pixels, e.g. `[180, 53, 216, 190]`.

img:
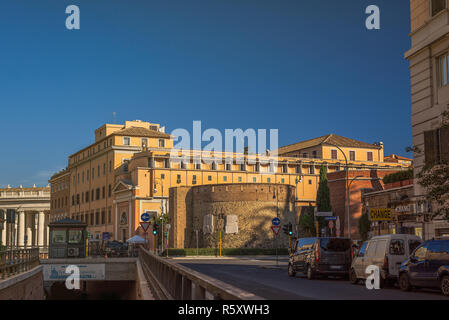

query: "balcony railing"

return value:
[0, 247, 40, 280]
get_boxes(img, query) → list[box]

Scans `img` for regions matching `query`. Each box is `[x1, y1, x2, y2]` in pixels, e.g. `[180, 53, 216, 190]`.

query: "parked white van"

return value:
[350, 234, 422, 286]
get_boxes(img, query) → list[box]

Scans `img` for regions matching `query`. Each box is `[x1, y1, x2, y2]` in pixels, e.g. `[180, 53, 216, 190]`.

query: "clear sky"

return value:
[0, 0, 412, 187]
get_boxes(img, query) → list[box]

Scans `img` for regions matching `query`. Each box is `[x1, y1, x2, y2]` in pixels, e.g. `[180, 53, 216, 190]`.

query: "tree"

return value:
[299, 205, 316, 237]
[415, 111, 449, 220]
[358, 210, 371, 241]
[316, 164, 332, 232]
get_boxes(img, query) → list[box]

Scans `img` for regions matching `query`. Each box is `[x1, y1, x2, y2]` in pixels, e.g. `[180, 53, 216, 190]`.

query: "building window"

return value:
[282, 164, 287, 173]
[86, 191, 89, 202]
[309, 166, 315, 174]
[92, 168, 95, 179]
[98, 165, 100, 177]
[331, 149, 338, 160]
[123, 136, 131, 145]
[439, 53, 449, 87]
[141, 138, 148, 148]
[208, 175, 212, 181]
[312, 150, 317, 158]
[96, 211, 100, 225]
[96, 188, 100, 200]
[226, 163, 232, 171]
[91, 190, 94, 201]
[101, 210, 105, 225]
[123, 160, 129, 172]
[177, 174, 181, 183]
[211, 162, 217, 170]
[108, 208, 112, 224]
[159, 139, 165, 148]
[103, 163, 106, 175]
[238, 177, 242, 182]
[267, 178, 271, 183]
[164, 159, 170, 169]
[223, 176, 228, 182]
[253, 177, 257, 183]
[281, 178, 285, 183]
[367, 152, 373, 161]
[431, 0, 446, 17]
[192, 175, 197, 184]
[349, 151, 356, 161]
[109, 160, 112, 173]
[424, 127, 449, 165]
[102, 186, 105, 199]
[195, 162, 201, 170]
[308, 179, 312, 185]
[108, 185, 112, 197]
[302, 153, 308, 158]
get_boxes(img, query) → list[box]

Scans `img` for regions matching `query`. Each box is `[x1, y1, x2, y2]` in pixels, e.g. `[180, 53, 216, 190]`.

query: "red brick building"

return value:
[327, 169, 405, 240]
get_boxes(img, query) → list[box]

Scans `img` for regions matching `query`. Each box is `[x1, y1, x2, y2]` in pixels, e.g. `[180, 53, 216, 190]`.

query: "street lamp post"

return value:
[153, 178, 165, 255]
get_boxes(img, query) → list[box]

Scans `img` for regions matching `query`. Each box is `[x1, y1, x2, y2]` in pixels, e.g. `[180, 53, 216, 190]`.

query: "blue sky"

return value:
[0, 0, 412, 187]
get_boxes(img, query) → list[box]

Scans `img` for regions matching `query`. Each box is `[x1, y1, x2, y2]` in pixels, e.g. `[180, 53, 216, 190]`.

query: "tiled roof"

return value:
[113, 126, 171, 139]
[278, 134, 382, 155]
[385, 154, 412, 161]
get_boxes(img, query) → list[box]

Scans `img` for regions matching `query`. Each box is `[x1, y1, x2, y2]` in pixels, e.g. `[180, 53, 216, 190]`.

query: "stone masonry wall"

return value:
[169, 184, 297, 249]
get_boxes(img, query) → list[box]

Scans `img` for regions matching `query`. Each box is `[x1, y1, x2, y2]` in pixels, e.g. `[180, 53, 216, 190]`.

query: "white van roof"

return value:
[370, 234, 422, 242]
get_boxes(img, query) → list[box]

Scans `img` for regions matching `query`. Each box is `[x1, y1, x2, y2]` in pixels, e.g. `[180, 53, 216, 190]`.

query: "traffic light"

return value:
[282, 224, 289, 235]
[153, 223, 159, 235]
[288, 223, 293, 236]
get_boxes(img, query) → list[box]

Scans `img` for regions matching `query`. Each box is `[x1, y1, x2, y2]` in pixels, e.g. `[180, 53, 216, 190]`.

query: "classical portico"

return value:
[0, 186, 50, 248]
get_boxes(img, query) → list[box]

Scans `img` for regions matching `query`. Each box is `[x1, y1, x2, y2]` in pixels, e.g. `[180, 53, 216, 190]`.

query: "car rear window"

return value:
[320, 238, 350, 252]
[389, 239, 405, 255]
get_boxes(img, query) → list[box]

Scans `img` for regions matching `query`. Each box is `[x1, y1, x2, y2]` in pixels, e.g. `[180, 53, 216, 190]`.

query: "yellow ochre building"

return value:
[49, 120, 410, 242]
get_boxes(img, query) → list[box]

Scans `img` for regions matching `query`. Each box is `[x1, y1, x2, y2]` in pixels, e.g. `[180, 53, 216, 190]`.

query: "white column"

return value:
[128, 200, 132, 239]
[1, 222, 6, 247]
[34, 213, 39, 246]
[26, 213, 32, 247]
[18, 211, 25, 247]
[115, 202, 118, 241]
[38, 211, 45, 247]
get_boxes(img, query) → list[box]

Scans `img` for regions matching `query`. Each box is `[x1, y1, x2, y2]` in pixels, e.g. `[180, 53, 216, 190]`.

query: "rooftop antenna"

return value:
[112, 112, 117, 124]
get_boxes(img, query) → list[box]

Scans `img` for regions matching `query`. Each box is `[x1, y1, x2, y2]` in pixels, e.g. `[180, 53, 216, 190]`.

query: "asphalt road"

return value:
[172, 256, 449, 300]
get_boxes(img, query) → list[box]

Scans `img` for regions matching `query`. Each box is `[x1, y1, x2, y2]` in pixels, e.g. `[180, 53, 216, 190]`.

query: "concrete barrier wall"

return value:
[0, 266, 44, 300]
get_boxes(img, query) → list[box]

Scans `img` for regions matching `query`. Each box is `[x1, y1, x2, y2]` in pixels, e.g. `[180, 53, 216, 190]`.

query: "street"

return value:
[173, 256, 449, 300]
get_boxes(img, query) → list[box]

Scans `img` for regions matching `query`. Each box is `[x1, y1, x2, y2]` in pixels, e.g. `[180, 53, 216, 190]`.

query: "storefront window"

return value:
[52, 230, 66, 244]
[68, 229, 83, 244]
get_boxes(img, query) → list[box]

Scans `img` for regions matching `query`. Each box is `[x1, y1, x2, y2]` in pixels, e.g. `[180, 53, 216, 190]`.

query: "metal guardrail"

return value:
[0, 247, 40, 280]
[138, 247, 263, 300]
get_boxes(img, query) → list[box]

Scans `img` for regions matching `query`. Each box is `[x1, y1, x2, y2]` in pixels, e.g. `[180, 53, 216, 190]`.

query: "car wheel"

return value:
[307, 265, 315, 280]
[350, 269, 359, 284]
[288, 264, 296, 277]
[399, 273, 411, 292]
[440, 275, 449, 296]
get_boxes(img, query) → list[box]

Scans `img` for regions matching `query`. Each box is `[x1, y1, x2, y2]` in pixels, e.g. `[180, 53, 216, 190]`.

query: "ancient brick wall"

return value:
[169, 184, 297, 249]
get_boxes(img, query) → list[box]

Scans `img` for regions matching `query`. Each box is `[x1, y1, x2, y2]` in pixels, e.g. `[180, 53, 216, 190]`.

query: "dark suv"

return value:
[288, 237, 351, 279]
[398, 239, 449, 296]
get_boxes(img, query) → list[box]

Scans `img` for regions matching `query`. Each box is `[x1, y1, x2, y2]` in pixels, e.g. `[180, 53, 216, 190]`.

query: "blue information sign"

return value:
[272, 217, 281, 226]
[324, 216, 338, 221]
[141, 212, 150, 222]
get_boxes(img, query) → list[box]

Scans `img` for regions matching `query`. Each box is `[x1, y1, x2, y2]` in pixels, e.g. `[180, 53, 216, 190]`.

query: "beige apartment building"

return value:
[405, 0, 449, 238]
[50, 120, 409, 241]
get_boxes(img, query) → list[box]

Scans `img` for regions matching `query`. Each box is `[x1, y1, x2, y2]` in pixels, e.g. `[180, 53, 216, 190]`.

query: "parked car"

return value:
[350, 234, 422, 287]
[288, 237, 351, 279]
[105, 240, 128, 257]
[398, 239, 449, 296]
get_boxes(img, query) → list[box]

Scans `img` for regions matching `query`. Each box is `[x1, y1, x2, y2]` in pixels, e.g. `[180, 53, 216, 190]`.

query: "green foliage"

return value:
[358, 210, 371, 242]
[299, 204, 316, 237]
[418, 162, 449, 220]
[382, 169, 414, 184]
[163, 248, 289, 256]
[316, 165, 331, 231]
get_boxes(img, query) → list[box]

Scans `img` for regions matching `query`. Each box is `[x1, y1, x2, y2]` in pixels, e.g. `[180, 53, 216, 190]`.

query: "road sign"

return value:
[272, 217, 281, 226]
[328, 221, 334, 229]
[271, 226, 281, 236]
[369, 208, 392, 221]
[140, 222, 150, 232]
[140, 212, 151, 222]
[316, 211, 333, 217]
[324, 216, 338, 221]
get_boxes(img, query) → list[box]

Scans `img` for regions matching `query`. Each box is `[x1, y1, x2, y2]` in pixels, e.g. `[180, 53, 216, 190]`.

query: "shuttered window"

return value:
[424, 128, 449, 165]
